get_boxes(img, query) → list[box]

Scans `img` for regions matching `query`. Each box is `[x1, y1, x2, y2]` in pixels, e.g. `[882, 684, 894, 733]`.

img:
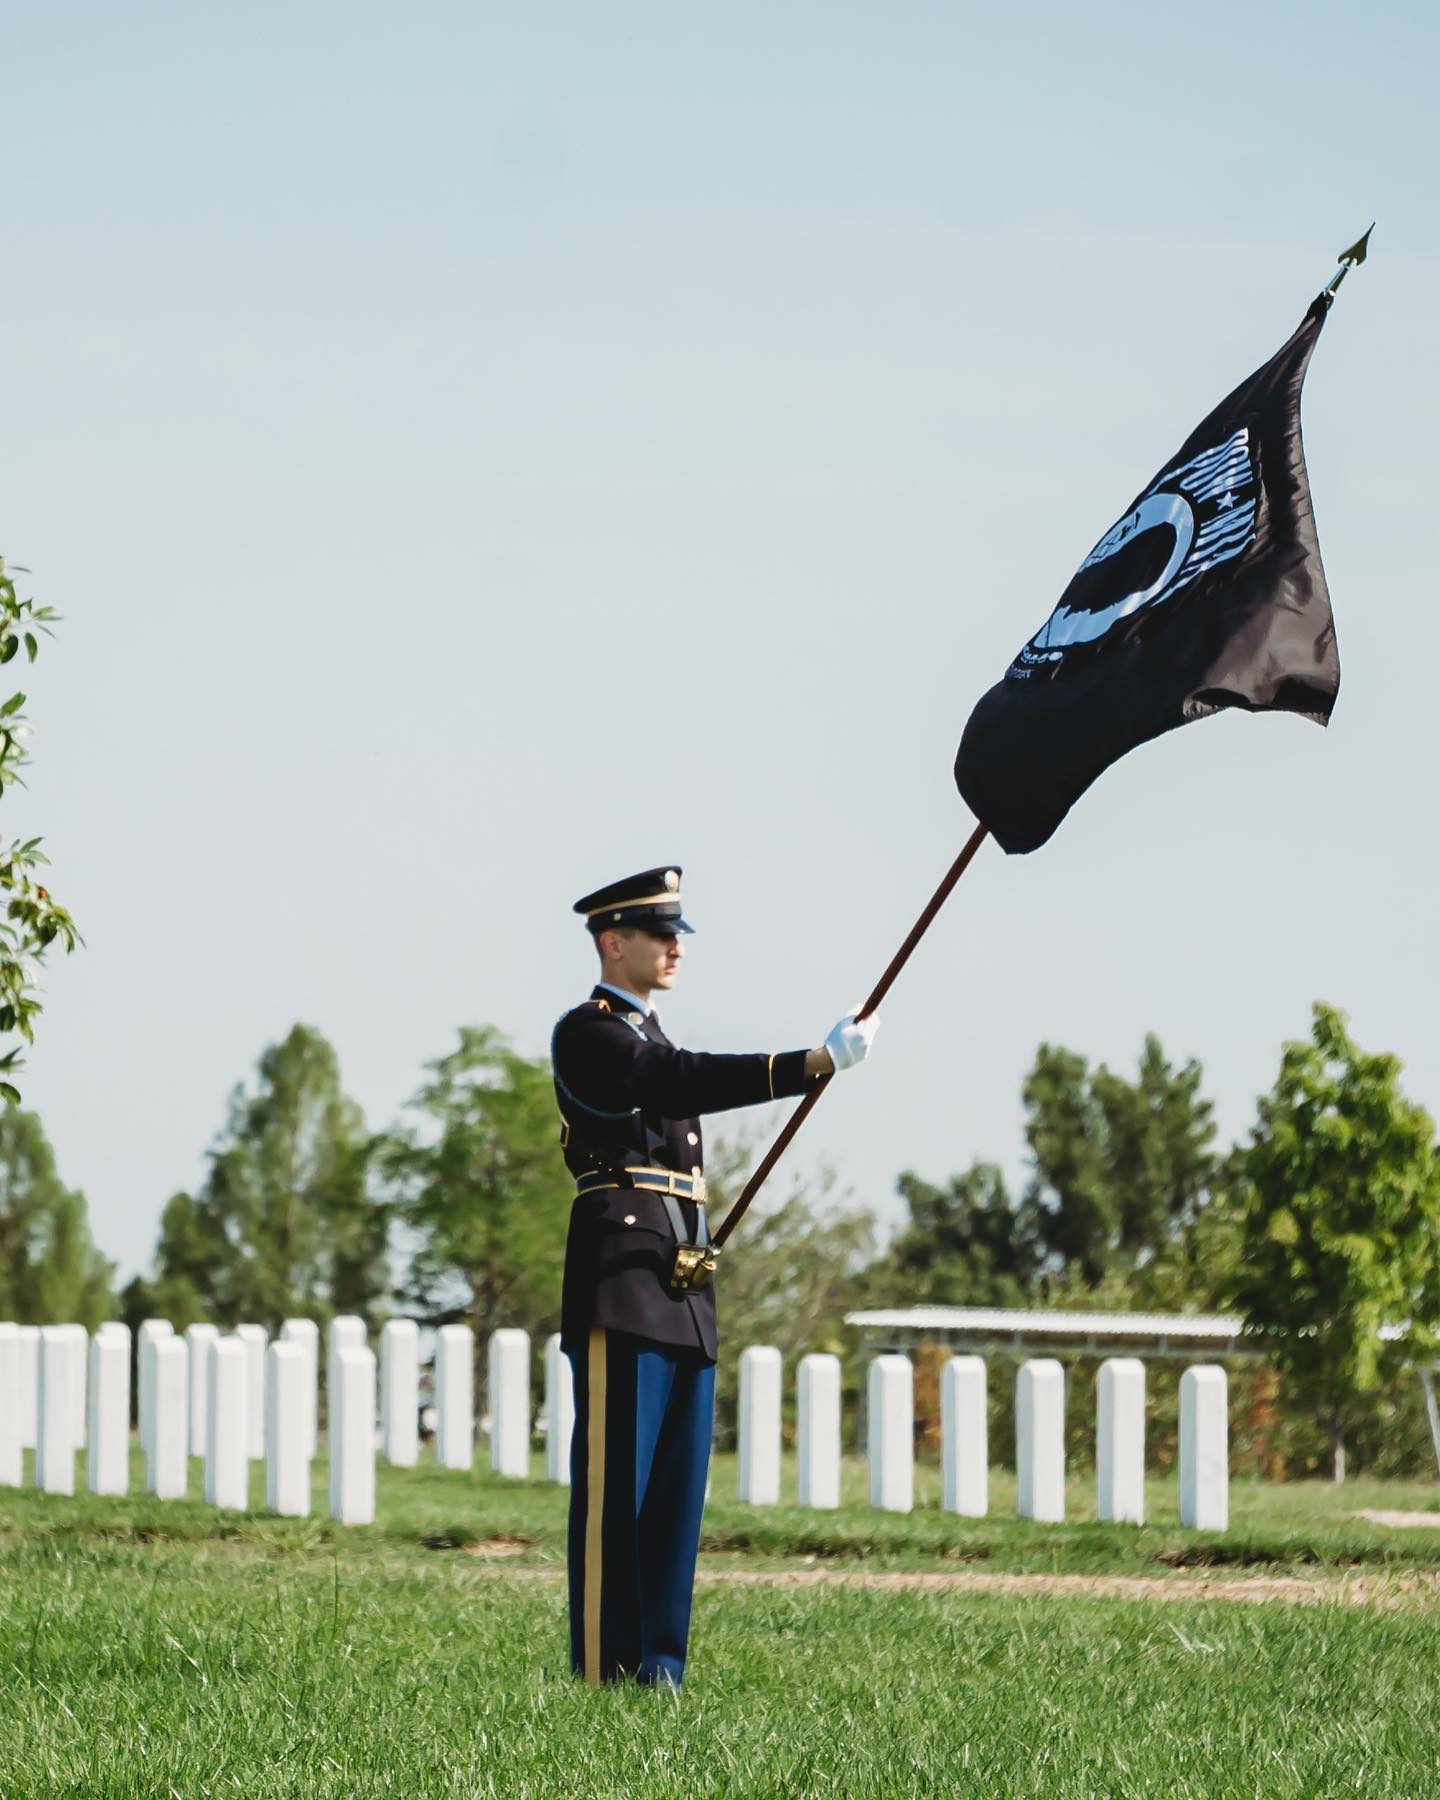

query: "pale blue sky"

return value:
[4, 1, 1437, 1280]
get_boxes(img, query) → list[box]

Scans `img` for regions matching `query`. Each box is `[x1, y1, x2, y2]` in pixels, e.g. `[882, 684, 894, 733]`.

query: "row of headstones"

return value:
[0, 1318, 537, 1525]
[745, 1351, 1228, 1528]
[2, 1322, 1229, 1529]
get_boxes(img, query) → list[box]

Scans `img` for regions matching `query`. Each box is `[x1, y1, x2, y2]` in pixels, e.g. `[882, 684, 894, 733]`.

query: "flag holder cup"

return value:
[669, 1243, 719, 1291]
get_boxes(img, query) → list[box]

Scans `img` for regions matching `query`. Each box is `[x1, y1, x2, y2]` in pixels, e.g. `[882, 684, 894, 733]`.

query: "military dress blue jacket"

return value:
[552, 986, 815, 1361]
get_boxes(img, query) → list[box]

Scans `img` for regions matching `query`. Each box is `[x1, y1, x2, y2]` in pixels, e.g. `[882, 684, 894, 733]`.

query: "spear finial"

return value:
[1324, 223, 1374, 300]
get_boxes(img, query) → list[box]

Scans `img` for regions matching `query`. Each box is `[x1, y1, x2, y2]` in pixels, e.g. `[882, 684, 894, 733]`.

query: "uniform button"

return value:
[687, 1132, 698, 1146]
[691, 1164, 702, 1179]
[624, 1214, 636, 1226]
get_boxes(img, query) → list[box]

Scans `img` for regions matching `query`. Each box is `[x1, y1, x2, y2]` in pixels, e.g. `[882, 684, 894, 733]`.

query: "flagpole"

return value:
[709, 819, 991, 1253]
[708, 232, 1367, 1267]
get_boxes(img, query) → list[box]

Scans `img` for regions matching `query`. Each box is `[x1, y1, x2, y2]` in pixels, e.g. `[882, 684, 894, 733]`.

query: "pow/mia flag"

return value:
[954, 296, 1340, 854]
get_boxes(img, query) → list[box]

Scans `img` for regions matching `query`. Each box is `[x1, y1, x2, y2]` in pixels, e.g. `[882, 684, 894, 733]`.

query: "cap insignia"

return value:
[664, 870, 679, 891]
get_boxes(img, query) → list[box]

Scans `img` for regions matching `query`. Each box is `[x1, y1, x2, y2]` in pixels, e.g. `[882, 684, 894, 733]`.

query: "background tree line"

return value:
[6, 1003, 1440, 1480]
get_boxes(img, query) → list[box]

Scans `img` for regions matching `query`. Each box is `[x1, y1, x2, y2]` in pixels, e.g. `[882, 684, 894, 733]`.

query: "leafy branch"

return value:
[0, 555, 80, 1103]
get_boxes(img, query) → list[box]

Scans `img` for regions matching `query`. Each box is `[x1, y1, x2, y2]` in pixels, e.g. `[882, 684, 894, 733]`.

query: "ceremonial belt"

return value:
[576, 1165, 710, 1249]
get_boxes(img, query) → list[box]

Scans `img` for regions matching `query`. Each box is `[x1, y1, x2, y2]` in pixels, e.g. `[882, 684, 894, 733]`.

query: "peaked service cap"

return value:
[573, 866, 695, 936]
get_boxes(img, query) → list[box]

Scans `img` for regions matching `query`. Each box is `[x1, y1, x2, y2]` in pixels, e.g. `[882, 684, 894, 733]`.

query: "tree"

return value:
[0, 1106, 113, 1325]
[120, 1191, 229, 1334]
[1222, 1003, 1440, 1481]
[138, 1025, 384, 1332]
[384, 1027, 571, 1367]
[1021, 1035, 1217, 1285]
[0, 557, 81, 1104]
[881, 1162, 1036, 1307]
[1094, 1035, 1216, 1255]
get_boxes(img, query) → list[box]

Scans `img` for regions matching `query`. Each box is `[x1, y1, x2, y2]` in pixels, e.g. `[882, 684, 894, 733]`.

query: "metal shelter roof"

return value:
[843, 1306, 1262, 1359]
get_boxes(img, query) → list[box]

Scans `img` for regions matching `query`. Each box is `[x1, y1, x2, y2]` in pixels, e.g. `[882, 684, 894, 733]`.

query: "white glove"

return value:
[824, 1009, 879, 1073]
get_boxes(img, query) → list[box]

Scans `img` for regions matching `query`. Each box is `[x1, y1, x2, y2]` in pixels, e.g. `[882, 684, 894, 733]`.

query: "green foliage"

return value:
[871, 1034, 1217, 1310]
[1222, 1002, 1440, 1479]
[384, 1026, 571, 1356]
[0, 556, 80, 1103]
[0, 1106, 113, 1325]
[883, 1161, 1037, 1307]
[1021, 1034, 1218, 1284]
[134, 1025, 384, 1333]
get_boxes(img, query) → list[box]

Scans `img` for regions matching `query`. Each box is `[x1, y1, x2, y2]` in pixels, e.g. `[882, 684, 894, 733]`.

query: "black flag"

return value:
[954, 296, 1340, 854]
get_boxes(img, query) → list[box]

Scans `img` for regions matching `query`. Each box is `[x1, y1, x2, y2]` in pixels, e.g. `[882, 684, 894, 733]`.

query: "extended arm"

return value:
[553, 1007, 878, 1122]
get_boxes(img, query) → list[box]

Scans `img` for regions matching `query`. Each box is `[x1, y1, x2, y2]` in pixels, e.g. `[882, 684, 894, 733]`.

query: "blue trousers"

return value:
[566, 1328, 715, 1688]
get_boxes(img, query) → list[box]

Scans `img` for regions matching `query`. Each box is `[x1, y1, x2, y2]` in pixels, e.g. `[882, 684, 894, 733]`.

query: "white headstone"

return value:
[235, 1324, 268, 1460]
[797, 1352, 841, 1509]
[147, 1336, 189, 1499]
[280, 1318, 319, 1457]
[379, 1320, 420, 1468]
[65, 1324, 89, 1446]
[488, 1328, 530, 1478]
[326, 1315, 366, 1439]
[1179, 1364, 1228, 1530]
[328, 1314, 367, 1355]
[1016, 1358, 1065, 1522]
[0, 1323, 21, 1486]
[867, 1354, 914, 1513]
[185, 1324, 219, 1456]
[36, 1324, 75, 1494]
[16, 1323, 37, 1449]
[941, 1355, 988, 1517]
[329, 1345, 376, 1525]
[1097, 1357, 1146, 1525]
[266, 1340, 310, 1516]
[86, 1330, 130, 1496]
[205, 1335, 249, 1510]
[544, 1333, 574, 1485]
[435, 1324, 474, 1471]
[738, 1345, 782, 1505]
[137, 1319, 174, 1456]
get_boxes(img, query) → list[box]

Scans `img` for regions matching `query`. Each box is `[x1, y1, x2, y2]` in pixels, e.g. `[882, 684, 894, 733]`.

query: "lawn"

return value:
[3, 1451, 1439, 1796]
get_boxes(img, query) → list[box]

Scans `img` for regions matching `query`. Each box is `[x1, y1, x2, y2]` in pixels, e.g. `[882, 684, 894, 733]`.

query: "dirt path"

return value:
[458, 1545, 1440, 1610]
[693, 1566, 1440, 1609]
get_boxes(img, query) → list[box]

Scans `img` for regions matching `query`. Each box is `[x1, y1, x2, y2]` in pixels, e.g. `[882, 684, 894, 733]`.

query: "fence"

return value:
[0, 1318, 1230, 1530]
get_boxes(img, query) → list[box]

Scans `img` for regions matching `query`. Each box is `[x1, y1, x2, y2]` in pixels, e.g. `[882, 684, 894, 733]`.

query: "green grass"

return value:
[2, 1451, 1440, 1794]
[7, 1447, 1440, 1577]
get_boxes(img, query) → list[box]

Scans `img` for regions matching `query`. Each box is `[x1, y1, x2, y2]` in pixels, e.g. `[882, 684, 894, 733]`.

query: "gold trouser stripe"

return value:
[584, 1327, 607, 1689]
[767, 1053, 776, 1100]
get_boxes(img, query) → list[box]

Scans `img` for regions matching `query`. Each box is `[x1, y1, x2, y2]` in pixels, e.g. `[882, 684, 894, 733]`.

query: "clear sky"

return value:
[4, 0, 1437, 1281]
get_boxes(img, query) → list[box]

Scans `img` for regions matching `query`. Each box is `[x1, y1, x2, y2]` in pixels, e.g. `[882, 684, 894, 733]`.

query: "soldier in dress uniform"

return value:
[552, 865, 877, 1689]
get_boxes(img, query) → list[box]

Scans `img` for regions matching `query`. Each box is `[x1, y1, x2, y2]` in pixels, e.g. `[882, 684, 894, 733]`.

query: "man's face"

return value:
[607, 926, 684, 993]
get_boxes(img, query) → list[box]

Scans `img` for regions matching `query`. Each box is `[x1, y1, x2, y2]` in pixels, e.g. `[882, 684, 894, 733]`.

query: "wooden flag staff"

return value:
[680, 818, 991, 1278]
